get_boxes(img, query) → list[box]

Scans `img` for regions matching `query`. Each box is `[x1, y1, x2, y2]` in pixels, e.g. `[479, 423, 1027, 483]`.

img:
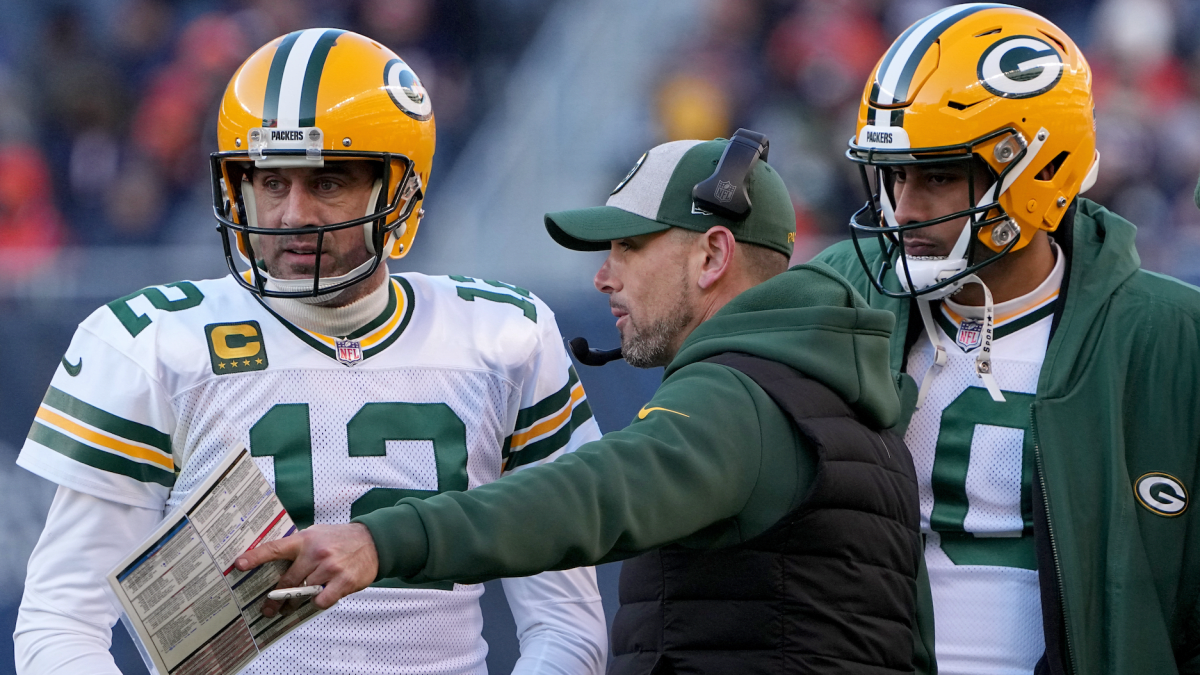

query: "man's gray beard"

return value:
[621, 304, 694, 368]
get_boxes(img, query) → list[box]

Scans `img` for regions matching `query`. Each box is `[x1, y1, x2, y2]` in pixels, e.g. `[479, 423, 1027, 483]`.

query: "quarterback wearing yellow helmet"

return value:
[15, 28, 607, 675]
[211, 28, 435, 300]
[818, 4, 1200, 674]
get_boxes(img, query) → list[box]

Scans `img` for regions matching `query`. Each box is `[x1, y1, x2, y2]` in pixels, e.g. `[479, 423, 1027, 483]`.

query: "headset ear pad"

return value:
[692, 129, 770, 221]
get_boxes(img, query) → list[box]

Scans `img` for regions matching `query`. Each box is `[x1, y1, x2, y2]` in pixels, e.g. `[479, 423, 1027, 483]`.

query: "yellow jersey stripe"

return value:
[35, 406, 174, 471]
[509, 384, 587, 450]
[941, 289, 1060, 326]
[298, 279, 406, 347]
[359, 281, 406, 347]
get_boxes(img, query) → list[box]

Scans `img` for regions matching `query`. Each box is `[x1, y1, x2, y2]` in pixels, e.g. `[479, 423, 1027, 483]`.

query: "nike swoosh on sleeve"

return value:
[637, 406, 689, 420]
[61, 357, 82, 377]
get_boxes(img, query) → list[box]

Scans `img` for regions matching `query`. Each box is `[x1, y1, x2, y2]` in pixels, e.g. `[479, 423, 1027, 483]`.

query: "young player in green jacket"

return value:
[814, 4, 1200, 674]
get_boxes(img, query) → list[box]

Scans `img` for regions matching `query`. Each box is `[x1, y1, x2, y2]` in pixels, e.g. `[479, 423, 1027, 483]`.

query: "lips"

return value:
[610, 302, 629, 330]
[902, 238, 947, 258]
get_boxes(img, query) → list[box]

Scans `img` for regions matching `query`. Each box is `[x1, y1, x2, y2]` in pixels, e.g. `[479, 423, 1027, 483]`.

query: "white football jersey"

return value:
[904, 249, 1063, 675]
[18, 272, 601, 675]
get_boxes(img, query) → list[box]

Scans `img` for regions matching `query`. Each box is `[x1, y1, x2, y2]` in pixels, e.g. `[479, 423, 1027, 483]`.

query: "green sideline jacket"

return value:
[354, 264, 902, 584]
[814, 198, 1200, 674]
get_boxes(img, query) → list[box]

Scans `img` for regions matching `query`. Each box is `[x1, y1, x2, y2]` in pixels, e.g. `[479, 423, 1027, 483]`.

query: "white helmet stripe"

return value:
[873, 3, 1008, 127]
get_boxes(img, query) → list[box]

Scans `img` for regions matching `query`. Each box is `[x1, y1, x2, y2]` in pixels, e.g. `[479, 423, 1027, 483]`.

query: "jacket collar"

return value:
[1037, 198, 1141, 399]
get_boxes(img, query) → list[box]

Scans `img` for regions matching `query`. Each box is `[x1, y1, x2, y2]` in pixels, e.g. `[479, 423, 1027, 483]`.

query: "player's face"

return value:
[889, 160, 992, 258]
[251, 162, 377, 280]
[594, 229, 696, 369]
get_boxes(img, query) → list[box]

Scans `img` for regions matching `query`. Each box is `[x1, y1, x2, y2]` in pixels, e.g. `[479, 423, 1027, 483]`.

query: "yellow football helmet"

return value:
[210, 28, 435, 298]
[846, 3, 1097, 298]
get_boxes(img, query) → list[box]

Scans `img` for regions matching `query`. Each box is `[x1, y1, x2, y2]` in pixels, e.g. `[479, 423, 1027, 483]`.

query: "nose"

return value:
[594, 254, 619, 294]
[280, 183, 322, 230]
[889, 179, 922, 226]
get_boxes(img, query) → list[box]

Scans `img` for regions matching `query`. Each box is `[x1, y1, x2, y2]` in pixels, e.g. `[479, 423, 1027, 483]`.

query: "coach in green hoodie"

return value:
[238, 137, 923, 674]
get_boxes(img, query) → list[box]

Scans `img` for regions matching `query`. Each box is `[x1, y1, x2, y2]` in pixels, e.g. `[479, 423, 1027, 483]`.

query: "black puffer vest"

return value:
[609, 353, 921, 675]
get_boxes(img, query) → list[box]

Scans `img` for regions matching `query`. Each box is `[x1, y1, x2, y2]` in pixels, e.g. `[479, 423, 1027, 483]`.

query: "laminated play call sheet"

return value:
[107, 445, 323, 675]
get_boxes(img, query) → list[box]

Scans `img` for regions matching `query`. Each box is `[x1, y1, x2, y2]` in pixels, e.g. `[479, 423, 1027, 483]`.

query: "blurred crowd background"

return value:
[4, 0, 1200, 278]
[0, 0, 551, 268]
[2, 0, 1197, 672]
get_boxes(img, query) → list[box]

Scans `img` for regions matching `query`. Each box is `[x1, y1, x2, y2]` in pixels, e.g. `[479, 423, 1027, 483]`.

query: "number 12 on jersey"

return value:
[249, 402, 468, 589]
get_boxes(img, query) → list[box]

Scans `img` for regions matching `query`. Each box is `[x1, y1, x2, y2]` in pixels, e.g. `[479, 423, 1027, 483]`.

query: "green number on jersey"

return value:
[107, 282, 205, 337]
[929, 387, 1037, 570]
[451, 276, 536, 322]
[249, 404, 315, 528]
[250, 401, 470, 590]
[455, 287, 537, 322]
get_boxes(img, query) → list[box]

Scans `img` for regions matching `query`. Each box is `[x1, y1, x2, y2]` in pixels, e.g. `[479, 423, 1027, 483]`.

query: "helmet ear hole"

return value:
[1035, 151, 1069, 182]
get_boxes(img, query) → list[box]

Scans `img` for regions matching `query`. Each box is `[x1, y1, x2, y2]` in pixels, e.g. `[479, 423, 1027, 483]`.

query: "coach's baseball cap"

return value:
[545, 138, 796, 257]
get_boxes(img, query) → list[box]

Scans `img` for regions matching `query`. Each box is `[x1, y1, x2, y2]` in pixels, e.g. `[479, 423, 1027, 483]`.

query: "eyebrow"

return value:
[257, 164, 364, 180]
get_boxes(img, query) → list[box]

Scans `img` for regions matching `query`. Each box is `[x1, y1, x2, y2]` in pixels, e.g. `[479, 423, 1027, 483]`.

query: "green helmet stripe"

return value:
[298, 29, 345, 128]
[262, 30, 301, 126]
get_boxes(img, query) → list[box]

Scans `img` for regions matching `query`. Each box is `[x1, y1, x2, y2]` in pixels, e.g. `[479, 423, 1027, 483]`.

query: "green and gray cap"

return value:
[545, 138, 796, 256]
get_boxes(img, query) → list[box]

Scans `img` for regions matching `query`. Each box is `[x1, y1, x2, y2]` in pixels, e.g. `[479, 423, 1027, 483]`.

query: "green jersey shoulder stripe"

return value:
[42, 386, 171, 454]
[28, 422, 175, 487]
[505, 402, 595, 472]
[513, 366, 581, 433]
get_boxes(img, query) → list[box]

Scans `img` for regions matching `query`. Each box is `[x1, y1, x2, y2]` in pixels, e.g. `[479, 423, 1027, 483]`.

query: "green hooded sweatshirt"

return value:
[355, 263, 902, 584]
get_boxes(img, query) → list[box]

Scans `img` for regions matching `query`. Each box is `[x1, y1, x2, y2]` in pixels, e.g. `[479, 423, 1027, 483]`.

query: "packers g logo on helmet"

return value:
[384, 58, 432, 120]
[978, 35, 1064, 99]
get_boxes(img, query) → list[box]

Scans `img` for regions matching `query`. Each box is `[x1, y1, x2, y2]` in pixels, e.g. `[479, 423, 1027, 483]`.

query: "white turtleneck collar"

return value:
[944, 240, 1064, 320]
[263, 272, 392, 338]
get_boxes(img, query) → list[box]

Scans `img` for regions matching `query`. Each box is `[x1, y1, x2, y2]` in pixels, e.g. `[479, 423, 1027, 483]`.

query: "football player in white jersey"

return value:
[817, 4, 1200, 675]
[13, 29, 607, 675]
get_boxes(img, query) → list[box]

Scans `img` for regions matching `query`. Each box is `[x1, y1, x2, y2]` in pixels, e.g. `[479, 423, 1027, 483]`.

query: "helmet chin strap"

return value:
[913, 275, 1004, 407]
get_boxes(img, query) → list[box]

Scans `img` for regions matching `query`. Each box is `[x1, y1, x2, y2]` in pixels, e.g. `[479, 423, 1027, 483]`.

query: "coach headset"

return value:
[569, 128, 771, 366]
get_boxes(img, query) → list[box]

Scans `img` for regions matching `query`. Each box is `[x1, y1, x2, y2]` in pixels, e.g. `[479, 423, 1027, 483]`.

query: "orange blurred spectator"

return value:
[131, 14, 251, 188]
[0, 144, 67, 279]
[766, 0, 887, 110]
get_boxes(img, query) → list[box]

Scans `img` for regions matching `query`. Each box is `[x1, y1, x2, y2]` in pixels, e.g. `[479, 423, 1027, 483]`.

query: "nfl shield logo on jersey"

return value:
[957, 319, 983, 352]
[336, 339, 363, 366]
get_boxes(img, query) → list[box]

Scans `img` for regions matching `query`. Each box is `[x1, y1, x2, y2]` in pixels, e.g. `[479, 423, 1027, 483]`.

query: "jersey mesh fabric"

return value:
[905, 310, 1052, 675]
[168, 367, 514, 675]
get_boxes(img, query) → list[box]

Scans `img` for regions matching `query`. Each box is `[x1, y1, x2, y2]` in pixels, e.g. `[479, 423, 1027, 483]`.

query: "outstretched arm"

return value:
[238, 363, 767, 608]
